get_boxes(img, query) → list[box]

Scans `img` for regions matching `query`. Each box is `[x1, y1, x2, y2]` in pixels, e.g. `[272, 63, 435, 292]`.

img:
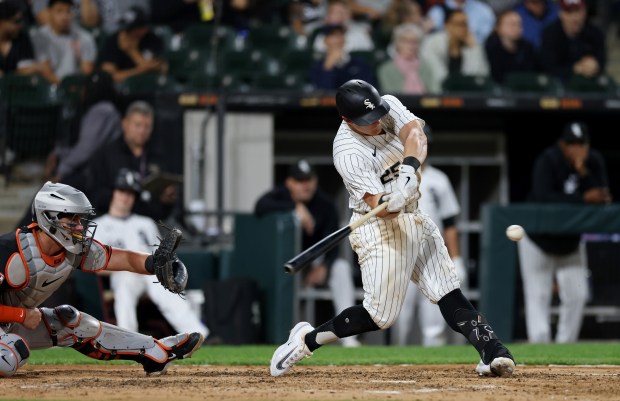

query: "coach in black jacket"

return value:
[517, 121, 611, 344]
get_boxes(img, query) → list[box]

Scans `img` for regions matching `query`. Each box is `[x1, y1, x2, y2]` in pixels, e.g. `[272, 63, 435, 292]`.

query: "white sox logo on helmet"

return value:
[364, 99, 375, 110]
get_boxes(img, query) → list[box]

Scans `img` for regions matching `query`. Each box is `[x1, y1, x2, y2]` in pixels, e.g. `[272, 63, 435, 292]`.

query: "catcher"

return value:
[0, 181, 202, 377]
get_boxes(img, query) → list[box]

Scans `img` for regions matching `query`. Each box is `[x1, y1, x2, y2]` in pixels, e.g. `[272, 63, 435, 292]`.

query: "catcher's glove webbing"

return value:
[145, 228, 188, 294]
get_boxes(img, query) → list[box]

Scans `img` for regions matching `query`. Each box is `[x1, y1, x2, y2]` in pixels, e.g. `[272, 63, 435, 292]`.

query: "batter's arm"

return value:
[398, 119, 428, 165]
[363, 192, 401, 220]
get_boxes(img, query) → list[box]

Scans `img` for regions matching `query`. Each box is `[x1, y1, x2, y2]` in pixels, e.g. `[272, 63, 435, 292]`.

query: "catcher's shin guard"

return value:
[0, 333, 30, 377]
[40, 305, 169, 365]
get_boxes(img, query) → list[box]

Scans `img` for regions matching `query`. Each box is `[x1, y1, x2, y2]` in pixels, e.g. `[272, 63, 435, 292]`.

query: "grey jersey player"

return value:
[270, 79, 515, 377]
[0, 182, 202, 377]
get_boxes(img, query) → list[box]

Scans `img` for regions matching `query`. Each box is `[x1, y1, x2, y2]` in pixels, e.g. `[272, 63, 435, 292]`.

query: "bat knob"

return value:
[284, 264, 295, 274]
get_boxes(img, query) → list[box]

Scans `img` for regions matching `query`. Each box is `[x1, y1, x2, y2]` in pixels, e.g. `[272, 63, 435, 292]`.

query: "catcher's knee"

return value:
[41, 305, 101, 346]
[0, 334, 30, 377]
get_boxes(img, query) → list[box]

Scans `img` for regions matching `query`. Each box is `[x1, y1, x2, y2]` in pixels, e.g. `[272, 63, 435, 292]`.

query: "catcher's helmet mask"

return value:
[336, 79, 390, 126]
[32, 181, 97, 256]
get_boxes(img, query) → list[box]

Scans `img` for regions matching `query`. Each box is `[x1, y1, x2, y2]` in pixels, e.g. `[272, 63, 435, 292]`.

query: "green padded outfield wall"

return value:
[479, 203, 620, 342]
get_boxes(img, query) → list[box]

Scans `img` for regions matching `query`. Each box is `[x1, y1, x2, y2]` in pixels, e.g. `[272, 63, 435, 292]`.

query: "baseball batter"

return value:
[270, 79, 515, 377]
[0, 181, 203, 377]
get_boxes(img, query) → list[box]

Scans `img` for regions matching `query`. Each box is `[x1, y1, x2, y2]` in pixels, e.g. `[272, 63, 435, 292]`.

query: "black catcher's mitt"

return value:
[150, 228, 188, 294]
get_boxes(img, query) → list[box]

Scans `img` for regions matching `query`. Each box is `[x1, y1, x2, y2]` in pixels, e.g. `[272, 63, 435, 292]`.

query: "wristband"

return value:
[403, 156, 421, 171]
[145, 255, 154, 274]
[0, 305, 26, 324]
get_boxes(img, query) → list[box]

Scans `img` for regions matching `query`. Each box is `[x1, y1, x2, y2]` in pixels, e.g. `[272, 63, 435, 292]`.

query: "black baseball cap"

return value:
[114, 168, 142, 193]
[118, 6, 148, 31]
[288, 159, 316, 181]
[562, 121, 590, 144]
[0, 0, 21, 21]
[336, 79, 390, 126]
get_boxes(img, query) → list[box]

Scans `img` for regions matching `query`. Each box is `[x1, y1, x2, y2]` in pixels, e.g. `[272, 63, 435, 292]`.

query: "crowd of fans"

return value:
[0, 0, 618, 94]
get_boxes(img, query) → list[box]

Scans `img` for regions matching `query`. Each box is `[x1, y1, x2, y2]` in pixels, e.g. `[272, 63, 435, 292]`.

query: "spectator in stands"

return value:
[312, 0, 374, 53]
[33, 0, 152, 34]
[540, 0, 606, 83]
[254, 159, 361, 348]
[419, 9, 489, 94]
[44, 69, 121, 189]
[290, 0, 327, 37]
[382, 0, 432, 34]
[486, 0, 520, 15]
[485, 9, 540, 84]
[99, 5, 167, 83]
[310, 23, 377, 90]
[518, 121, 611, 343]
[392, 124, 468, 346]
[32, 0, 100, 29]
[0, 0, 52, 79]
[349, 0, 391, 29]
[86, 100, 178, 223]
[30, 0, 97, 84]
[513, 0, 559, 50]
[94, 168, 209, 340]
[426, 0, 496, 45]
[377, 23, 428, 94]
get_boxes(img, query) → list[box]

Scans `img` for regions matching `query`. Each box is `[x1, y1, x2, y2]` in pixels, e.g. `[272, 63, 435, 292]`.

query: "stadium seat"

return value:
[0, 74, 58, 105]
[280, 48, 317, 75]
[246, 24, 296, 57]
[442, 74, 500, 94]
[565, 74, 618, 95]
[187, 71, 248, 92]
[0, 75, 61, 161]
[219, 48, 274, 81]
[503, 72, 563, 95]
[118, 73, 179, 95]
[180, 23, 236, 53]
[168, 48, 214, 84]
[251, 71, 310, 91]
[57, 73, 88, 146]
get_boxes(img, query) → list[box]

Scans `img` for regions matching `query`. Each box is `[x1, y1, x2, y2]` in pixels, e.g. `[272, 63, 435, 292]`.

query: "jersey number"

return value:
[380, 162, 401, 184]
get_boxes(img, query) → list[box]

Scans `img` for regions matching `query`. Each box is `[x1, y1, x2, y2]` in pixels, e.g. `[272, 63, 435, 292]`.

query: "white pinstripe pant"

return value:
[349, 211, 461, 329]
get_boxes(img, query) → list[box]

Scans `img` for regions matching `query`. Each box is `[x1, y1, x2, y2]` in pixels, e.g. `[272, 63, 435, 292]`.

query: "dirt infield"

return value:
[4, 364, 620, 401]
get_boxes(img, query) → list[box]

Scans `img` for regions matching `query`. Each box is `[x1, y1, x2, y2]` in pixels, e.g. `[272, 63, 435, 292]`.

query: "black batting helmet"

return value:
[336, 79, 390, 126]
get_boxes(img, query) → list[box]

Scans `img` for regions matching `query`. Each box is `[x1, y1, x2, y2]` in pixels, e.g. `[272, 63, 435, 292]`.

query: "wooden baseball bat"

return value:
[284, 202, 389, 274]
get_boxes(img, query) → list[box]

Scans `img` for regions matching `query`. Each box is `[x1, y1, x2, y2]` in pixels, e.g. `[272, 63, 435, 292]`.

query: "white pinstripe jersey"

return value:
[333, 95, 424, 213]
[332, 95, 460, 329]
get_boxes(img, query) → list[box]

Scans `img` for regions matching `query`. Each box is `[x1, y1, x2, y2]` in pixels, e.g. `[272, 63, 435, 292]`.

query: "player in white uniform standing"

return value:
[270, 79, 515, 377]
[392, 125, 468, 346]
[94, 169, 209, 339]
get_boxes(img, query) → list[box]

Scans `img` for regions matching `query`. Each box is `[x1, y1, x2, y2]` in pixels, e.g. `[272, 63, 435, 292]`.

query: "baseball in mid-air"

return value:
[506, 225, 525, 241]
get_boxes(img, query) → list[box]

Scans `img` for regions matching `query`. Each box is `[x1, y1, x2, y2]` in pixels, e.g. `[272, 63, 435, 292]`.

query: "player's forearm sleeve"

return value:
[0, 305, 26, 324]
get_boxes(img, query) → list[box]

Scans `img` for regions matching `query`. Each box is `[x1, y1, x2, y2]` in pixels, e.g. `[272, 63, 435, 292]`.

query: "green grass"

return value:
[29, 342, 620, 366]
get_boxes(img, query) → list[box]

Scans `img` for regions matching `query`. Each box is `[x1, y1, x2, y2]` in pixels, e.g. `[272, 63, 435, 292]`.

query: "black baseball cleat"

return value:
[475, 344, 515, 377]
[142, 332, 204, 376]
